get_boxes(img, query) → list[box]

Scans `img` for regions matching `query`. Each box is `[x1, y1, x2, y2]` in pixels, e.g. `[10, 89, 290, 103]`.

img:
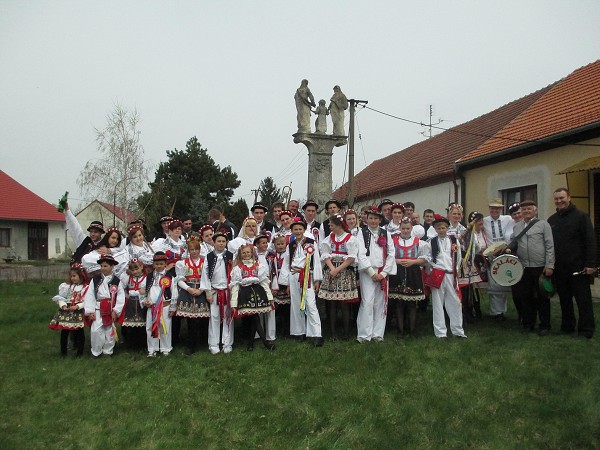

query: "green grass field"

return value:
[1, 280, 599, 449]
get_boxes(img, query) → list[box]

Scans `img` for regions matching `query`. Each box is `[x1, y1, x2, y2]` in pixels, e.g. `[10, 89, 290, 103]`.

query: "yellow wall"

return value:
[461, 137, 600, 219]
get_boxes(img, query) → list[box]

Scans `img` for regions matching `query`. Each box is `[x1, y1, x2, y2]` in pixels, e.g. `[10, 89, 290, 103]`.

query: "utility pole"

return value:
[348, 99, 368, 208]
[421, 104, 443, 139]
[251, 189, 259, 204]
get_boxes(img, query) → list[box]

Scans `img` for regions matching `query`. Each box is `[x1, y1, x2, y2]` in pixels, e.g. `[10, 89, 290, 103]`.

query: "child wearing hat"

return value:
[424, 216, 467, 339]
[356, 207, 396, 342]
[83, 254, 126, 357]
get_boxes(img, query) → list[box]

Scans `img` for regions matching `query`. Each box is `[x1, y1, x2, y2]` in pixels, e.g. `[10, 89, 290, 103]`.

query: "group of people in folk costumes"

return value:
[49, 187, 596, 357]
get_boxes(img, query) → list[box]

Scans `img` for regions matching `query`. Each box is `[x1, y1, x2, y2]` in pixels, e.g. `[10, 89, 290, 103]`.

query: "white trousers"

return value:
[208, 300, 234, 352]
[146, 306, 172, 354]
[487, 275, 509, 315]
[357, 272, 388, 341]
[431, 273, 465, 337]
[90, 315, 115, 356]
[257, 309, 276, 341]
[289, 273, 322, 338]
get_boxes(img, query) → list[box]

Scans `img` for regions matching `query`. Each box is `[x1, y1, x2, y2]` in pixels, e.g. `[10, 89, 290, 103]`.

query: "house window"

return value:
[0, 228, 10, 247]
[503, 185, 537, 208]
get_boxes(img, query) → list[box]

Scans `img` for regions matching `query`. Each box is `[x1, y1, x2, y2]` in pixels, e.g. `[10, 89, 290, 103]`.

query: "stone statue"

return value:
[295, 79, 316, 134]
[328, 85, 348, 136]
[314, 99, 328, 134]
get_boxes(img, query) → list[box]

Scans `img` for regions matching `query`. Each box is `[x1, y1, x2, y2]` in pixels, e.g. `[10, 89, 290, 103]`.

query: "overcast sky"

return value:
[1, 1, 599, 212]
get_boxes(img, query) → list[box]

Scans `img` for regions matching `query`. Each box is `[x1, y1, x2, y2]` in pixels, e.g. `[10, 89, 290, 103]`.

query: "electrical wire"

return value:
[365, 105, 600, 147]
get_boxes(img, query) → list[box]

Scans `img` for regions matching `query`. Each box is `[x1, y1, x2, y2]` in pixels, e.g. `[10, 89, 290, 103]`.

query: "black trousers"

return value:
[60, 329, 84, 355]
[555, 269, 595, 338]
[512, 266, 549, 330]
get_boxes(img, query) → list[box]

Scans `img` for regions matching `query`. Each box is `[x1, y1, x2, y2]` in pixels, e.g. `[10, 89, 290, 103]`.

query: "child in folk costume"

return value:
[200, 232, 234, 354]
[83, 255, 125, 357]
[424, 216, 467, 339]
[319, 214, 360, 340]
[356, 207, 397, 342]
[388, 218, 427, 338]
[269, 234, 291, 337]
[230, 244, 276, 351]
[254, 235, 276, 343]
[175, 236, 210, 355]
[49, 264, 89, 356]
[141, 252, 177, 357]
[279, 218, 324, 346]
[118, 258, 148, 350]
[199, 224, 215, 257]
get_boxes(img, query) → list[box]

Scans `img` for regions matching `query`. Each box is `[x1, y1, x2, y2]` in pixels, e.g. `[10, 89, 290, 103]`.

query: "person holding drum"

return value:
[483, 198, 515, 321]
[460, 211, 489, 321]
[508, 200, 555, 336]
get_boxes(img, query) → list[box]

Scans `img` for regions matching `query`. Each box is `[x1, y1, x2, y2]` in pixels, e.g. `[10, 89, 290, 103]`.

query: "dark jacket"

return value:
[548, 203, 596, 272]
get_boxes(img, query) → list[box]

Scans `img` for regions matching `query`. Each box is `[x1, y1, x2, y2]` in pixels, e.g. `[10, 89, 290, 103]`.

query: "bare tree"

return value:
[77, 104, 152, 221]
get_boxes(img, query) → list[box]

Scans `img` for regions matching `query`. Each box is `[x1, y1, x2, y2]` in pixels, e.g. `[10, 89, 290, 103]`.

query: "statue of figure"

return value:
[328, 85, 348, 136]
[295, 79, 316, 134]
[314, 99, 328, 134]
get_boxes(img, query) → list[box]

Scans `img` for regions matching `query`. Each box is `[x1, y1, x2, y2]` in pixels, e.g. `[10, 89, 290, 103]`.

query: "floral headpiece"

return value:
[199, 224, 213, 235]
[391, 203, 405, 212]
[106, 226, 121, 235]
[127, 224, 143, 235]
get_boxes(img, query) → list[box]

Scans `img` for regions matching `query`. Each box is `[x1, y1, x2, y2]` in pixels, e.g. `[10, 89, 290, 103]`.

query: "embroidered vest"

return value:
[184, 257, 204, 281]
[330, 233, 351, 255]
[392, 236, 420, 259]
[239, 262, 259, 279]
[145, 272, 172, 300]
[431, 236, 457, 264]
[207, 251, 233, 281]
[288, 237, 315, 270]
[362, 227, 387, 257]
[92, 274, 120, 298]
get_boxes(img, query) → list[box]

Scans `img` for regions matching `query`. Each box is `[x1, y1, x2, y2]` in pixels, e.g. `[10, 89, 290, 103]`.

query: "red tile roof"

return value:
[0, 170, 65, 222]
[77, 200, 136, 223]
[333, 84, 552, 202]
[459, 59, 600, 162]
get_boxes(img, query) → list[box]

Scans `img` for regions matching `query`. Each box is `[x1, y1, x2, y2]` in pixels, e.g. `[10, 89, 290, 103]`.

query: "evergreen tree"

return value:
[257, 177, 281, 209]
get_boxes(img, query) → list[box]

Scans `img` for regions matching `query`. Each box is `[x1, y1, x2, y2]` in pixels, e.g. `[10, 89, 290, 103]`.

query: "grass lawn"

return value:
[1, 279, 599, 449]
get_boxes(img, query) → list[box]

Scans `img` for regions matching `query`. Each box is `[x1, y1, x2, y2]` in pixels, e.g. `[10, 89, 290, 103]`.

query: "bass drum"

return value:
[489, 254, 524, 287]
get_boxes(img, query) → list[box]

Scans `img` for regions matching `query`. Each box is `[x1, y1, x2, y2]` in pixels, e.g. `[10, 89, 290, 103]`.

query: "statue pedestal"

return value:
[293, 132, 347, 215]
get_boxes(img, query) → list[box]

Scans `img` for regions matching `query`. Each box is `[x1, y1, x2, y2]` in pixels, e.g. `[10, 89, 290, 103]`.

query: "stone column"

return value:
[293, 132, 347, 217]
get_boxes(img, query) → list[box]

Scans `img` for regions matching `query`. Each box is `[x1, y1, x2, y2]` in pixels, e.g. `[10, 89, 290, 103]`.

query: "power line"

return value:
[365, 105, 600, 147]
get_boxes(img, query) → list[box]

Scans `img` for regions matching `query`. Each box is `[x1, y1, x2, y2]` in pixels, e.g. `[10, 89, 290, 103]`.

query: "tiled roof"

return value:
[333, 83, 552, 202]
[0, 170, 65, 222]
[77, 200, 136, 223]
[459, 59, 600, 162]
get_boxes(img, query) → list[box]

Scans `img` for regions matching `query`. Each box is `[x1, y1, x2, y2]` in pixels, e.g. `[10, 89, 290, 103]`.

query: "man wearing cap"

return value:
[378, 199, 393, 226]
[510, 200, 555, 336]
[548, 187, 596, 339]
[62, 202, 105, 264]
[483, 198, 515, 321]
[319, 199, 342, 242]
[154, 216, 173, 242]
[302, 201, 321, 243]
[508, 203, 522, 224]
[181, 215, 194, 241]
[250, 203, 274, 236]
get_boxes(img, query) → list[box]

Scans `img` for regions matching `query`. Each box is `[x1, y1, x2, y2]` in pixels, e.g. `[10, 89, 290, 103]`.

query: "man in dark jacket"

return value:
[548, 187, 596, 339]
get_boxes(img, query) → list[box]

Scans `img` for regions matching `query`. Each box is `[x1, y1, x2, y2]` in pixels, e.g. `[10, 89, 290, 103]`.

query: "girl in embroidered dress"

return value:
[125, 225, 154, 272]
[389, 218, 427, 337]
[230, 244, 275, 351]
[49, 264, 88, 356]
[152, 220, 188, 274]
[118, 258, 148, 350]
[319, 214, 359, 340]
[269, 234, 291, 336]
[344, 209, 361, 237]
[175, 235, 210, 354]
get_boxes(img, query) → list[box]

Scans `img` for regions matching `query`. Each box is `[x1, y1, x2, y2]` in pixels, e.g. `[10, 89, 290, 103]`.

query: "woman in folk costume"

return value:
[81, 227, 128, 277]
[319, 214, 359, 340]
[199, 224, 215, 257]
[230, 244, 276, 351]
[459, 211, 489, 322]
[356, 207, 396, 342]
[152, 220, 188, 274]
[49, 264, 89, 357]
[344, 209, 361, 237]
[278, 218, 324, 346]
[175, 235, 210, 355]
[384, 203, 405, 236]
[388, 218, 427, 338]
[83, 254, 126, 357]
[228, 217, 259, 256]
[200, 231, 235, 354]
[118, 258, 147, 350]
[268, 234, 291, 337]
[447, 204, 468, 240]
[125, 224, 154, 271]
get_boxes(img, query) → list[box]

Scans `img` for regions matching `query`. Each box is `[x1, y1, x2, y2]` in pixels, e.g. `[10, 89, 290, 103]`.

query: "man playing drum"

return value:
[483, 198, 515, 321]
[509, 200, 555, 336]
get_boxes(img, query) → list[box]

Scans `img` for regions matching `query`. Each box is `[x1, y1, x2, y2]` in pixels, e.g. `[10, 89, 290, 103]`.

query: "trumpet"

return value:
[281, 183, 293, 207]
